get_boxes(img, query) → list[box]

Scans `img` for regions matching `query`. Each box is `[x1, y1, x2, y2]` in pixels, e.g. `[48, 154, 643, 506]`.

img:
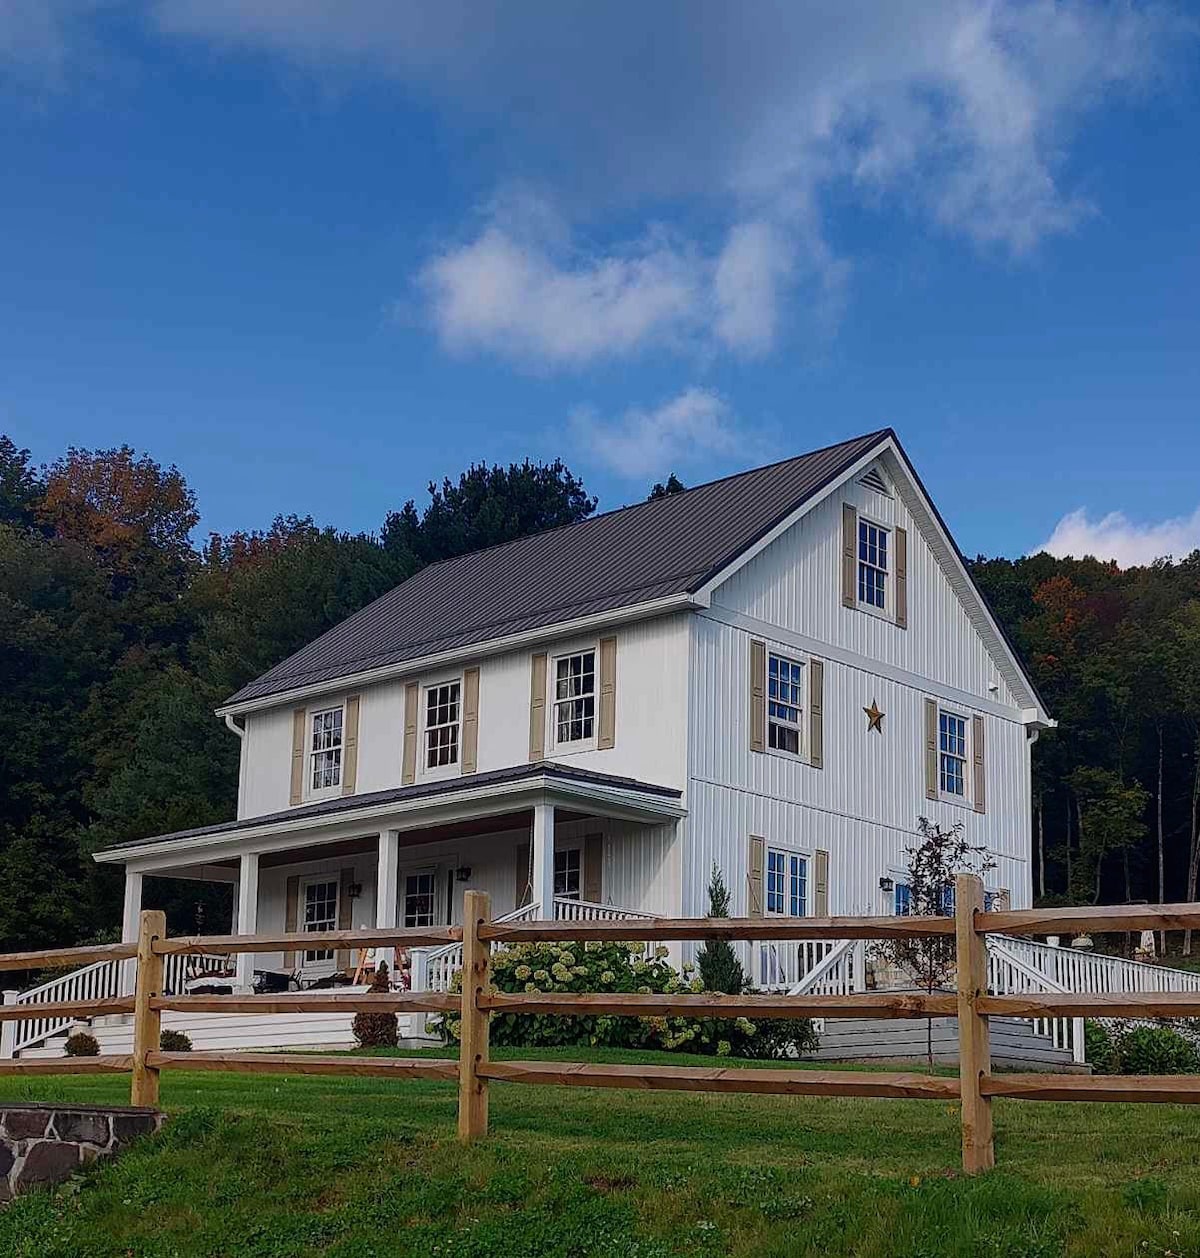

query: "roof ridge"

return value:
[411, 427, 895, 576]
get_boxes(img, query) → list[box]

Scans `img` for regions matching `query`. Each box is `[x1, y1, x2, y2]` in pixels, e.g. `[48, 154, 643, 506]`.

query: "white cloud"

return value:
[1038, 506, 1200, 568]
[569, 388, 751, 480]
[144, 1, 1187, 365]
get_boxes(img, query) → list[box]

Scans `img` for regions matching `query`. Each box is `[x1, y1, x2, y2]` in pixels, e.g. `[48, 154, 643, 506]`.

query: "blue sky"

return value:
[2, 2, 1198, 564]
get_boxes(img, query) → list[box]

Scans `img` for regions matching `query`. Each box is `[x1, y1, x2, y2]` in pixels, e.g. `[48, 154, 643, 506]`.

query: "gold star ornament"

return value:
[864, 700, 885, 733]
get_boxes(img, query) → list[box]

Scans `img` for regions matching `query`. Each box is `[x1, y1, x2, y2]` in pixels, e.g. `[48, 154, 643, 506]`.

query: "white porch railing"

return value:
[986, 936, 1084, 1064]
[413, 897, 658, 994]
[6, 951, 229, 1057]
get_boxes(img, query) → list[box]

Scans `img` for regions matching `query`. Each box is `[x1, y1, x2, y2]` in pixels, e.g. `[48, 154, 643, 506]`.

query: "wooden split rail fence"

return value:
[6, 875, 1200, 1173]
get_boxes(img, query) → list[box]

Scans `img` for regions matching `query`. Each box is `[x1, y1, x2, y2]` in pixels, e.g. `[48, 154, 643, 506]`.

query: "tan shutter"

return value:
[336, 867, 355, 971]
[973, 714, 987, 814]
[402, 682, 418, 785]
[813, 849, 829, 917]
[597, 635, 617, 750]
[529, 652, 547, 761]
[747, 835, 765, 917]
[808, 659, 824, 770]
[924, 698, 939, 801]
[340, 694, 360, 796]
[749, 639, 766, 753]
[282, 875, 300, 968]
[583, 832, 603, 904]
[841, 503, 858, 608]
[461, 667, 480, 774]
[515, 843, 531, 908]
[894, 525, 908, 630]
[289, 708, 307, 806]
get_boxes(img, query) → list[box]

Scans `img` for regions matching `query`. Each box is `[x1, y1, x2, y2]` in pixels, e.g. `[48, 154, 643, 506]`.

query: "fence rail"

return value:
[4, 880, 1200, 1174]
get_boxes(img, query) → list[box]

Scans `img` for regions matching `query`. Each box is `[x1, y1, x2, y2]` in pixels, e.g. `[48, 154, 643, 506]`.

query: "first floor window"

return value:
[404, 871, 436, 928]
[554, 650, 595, 744]
[309, 706, 343, 792]
[939, 710, 968, 797]
[858, 519, 889, 610]
[554, 848, 582, 900]
[425, 681, 461, 769]
[302, 878, 338, 964]
[766, 849, 808, 917]
[767, 653, 804, 755]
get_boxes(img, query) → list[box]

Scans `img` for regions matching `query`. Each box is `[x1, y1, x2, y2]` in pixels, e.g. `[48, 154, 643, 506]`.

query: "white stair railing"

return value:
[7, 950, 230, 1058]
[986, 936, 1083, 1064]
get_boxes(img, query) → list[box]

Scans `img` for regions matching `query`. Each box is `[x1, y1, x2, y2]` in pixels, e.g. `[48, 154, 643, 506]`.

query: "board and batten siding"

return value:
[712, 465, 1017, 706]
[236, 613, 690, 819]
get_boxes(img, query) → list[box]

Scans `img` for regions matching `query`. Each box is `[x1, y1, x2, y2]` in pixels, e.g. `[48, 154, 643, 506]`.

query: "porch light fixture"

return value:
[455, 866, 472, 882]
[347, 882, 363, 900]
[878, 876, 895, 894]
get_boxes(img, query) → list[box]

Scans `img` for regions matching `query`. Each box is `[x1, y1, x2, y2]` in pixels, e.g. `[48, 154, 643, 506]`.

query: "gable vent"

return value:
[859, 467, 891, 497]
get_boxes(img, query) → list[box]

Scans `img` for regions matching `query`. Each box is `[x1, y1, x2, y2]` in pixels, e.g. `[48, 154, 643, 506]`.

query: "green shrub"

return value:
[64, 1030, 100, 1056]
[159, 1028, 193, 1052]
[433, 939, 816, 1059]
[1087, 1020, 1199, 1075]
[353, 962, 398, 1048]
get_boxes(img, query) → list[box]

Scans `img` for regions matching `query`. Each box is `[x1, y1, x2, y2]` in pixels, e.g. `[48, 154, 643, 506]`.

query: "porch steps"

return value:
[808, 1015, 1083, 1071]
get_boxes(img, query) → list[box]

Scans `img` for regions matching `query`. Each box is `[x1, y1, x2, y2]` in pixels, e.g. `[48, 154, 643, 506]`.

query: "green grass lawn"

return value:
[2, 1047, 1199, 1257]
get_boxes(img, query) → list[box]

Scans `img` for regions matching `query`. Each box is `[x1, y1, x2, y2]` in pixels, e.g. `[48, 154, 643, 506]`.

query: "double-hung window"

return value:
[425, 680, 461, 770]
[765, 848, 808, 917]
[939, 710, 968, 798]
[554, 650, 595, 744]
[403, 871, 436, 929]
[893, 882, 913, 916]
[767, 653, 804, 755]
[302, 877, 339, 964]
[554, 848, 581, 900]
[309, 706, 343, 794]
[858, 519, 889, 610]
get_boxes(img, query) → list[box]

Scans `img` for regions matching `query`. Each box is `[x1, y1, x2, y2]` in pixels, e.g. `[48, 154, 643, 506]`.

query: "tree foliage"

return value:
[696, 864, 747, 995]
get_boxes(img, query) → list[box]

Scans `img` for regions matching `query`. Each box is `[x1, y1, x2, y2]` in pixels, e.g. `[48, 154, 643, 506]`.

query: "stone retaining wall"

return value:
[0, 1104, 163, 1202]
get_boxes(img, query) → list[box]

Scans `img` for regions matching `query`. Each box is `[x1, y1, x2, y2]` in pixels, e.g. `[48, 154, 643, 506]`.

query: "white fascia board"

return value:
[215, 593, 697, 719]
[94, 773, 686, 868]
[692, 433, 1051, 727]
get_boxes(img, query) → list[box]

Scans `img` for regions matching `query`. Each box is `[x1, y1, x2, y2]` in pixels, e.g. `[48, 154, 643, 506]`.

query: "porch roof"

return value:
[93, 762, 683, 865]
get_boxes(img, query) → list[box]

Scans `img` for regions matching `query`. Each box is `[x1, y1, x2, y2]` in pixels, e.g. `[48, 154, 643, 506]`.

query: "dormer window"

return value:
[309, 706, 343, 793]
[858, 519, 889, 610]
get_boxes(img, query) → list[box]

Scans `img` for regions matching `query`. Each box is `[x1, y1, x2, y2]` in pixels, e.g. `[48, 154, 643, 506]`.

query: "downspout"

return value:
[224, 713, 246, 740]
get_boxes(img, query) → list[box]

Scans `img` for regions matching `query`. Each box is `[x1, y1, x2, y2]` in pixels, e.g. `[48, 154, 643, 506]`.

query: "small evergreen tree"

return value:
[696, 864, 747, 995]
[352, 961, 398, 1049]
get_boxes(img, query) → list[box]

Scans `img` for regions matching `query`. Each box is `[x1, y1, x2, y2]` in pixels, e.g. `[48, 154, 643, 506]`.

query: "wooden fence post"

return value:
[955, 874, 994, 1173]
[131, 909, 166, 1107]
[458, 890, 491, 1145]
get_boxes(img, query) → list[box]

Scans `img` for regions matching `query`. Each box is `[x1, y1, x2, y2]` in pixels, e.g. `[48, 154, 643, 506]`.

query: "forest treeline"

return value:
[2, 433, 1199, 953]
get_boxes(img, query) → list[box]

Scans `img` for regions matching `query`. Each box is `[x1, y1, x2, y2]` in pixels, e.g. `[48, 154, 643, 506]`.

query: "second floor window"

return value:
[555, 650, 595, 744]
[939, 710, 968, 797]
[425, 681, 460, 769]
[858, 519, 889, 610]
[310, 706, 343, 792]
[554, 848, 581, 899]
[767, 653, 804, 755]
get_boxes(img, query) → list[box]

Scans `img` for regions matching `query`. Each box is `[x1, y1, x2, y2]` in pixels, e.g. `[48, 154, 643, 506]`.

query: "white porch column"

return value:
[376, 829, 400, 975]
[120, 869, 144, 995]
[234, 851, 260, 992]
[530, 800, 556, 916]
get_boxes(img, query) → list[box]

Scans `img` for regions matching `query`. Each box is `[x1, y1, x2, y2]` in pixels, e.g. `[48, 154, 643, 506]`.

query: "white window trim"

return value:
[548, 643, 599, 756]
[765, 650, 806, 763]
[856, 514, 892, 620]
[305, 702, 345, 802]
[419, 674, 463, 782]
[937, 704, 973, 809]
[764, 844, 811, 918]
[298, 874, 340, 972]
[401, 865, 440, 930]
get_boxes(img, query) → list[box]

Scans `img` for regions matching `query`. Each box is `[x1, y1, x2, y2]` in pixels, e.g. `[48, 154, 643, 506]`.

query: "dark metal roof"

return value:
[225, 429, 891, 706]
[96, 762, 682, 854]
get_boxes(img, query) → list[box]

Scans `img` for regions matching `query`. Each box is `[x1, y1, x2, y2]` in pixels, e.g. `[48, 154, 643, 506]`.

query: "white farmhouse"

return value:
[6, 428, 1071, 1058]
